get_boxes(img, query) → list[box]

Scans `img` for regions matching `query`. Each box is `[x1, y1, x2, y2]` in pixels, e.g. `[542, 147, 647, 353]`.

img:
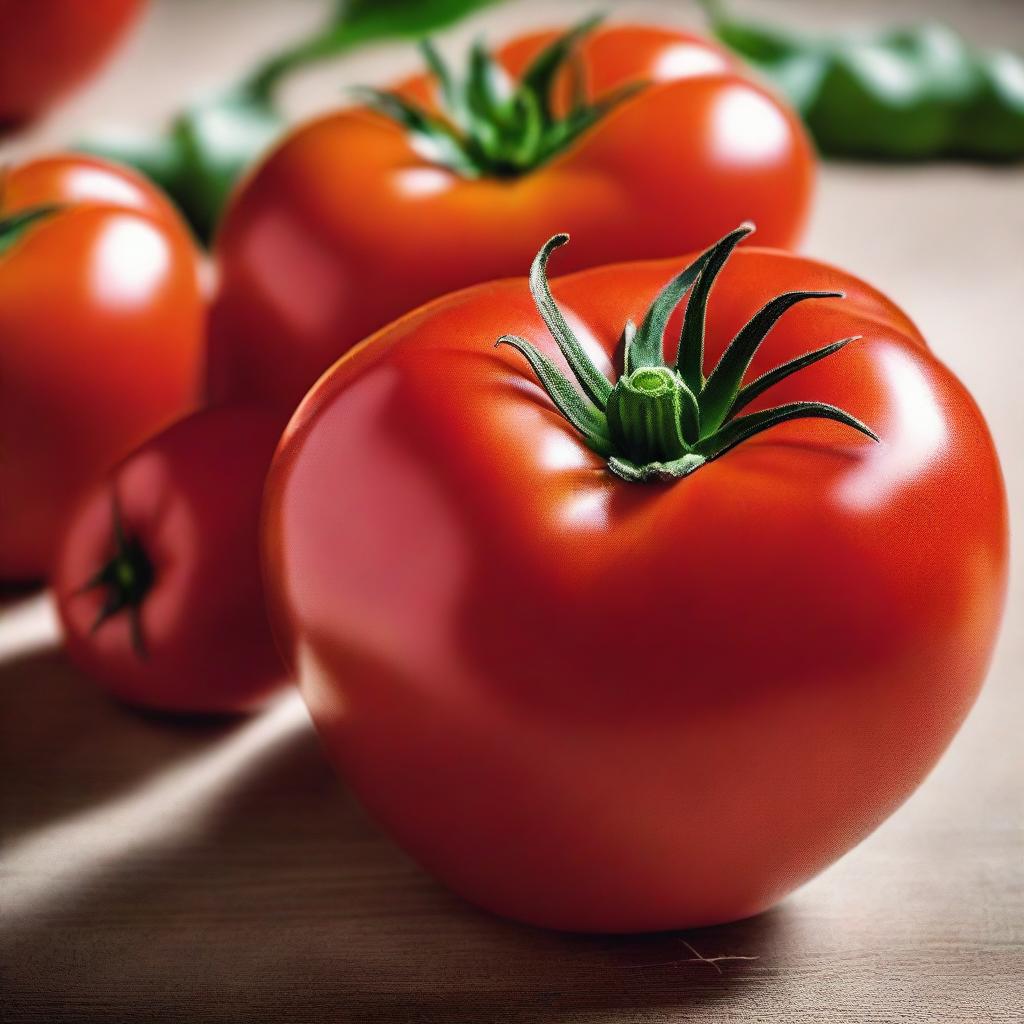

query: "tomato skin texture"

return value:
[0, 154, 203, 580]
[55, 407, 288, 715]
[208, 24, 815, 415]
[0, 0, 143, 126]
[263, 247, 1007, 933]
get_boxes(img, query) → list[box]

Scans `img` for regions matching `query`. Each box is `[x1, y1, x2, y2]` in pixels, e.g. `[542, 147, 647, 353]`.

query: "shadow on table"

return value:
[0, 643, 237, 836]
[3, 669, 787, 1022]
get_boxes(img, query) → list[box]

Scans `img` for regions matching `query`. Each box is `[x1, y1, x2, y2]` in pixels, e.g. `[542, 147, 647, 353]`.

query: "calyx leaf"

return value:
[358, 16, 647, 178]
[496, 223, 878, 484]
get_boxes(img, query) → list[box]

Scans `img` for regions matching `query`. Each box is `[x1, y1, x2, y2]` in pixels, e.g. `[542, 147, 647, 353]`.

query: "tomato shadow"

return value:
[0, 643, 236, 838]
[3, 687, 789, 1021]
[0, 578, 44, 608]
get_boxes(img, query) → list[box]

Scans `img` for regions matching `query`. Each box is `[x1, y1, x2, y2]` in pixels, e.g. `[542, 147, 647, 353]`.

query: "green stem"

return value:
[496, 222, 878, 484]
[356, 16, 646, 179]
[79, 497, 155, 658]
[606, 368, 694, 463]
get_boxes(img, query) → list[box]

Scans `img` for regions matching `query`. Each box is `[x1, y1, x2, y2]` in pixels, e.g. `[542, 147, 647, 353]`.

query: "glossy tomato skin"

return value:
[263, 248, 1007, 932]
[0, 154, 203, 580]
[0, 0, 143, 126]
[55, 407, 288, 715]
[208, 24, 815, 415]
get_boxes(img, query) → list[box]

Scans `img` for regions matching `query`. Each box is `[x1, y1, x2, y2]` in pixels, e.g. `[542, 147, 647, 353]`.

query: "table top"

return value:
[2, 2, 1022, 1021]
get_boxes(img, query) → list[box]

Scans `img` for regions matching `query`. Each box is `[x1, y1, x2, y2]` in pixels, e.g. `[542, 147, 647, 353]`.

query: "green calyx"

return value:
[496, 223, 878, 483]
[78, 497, 154, 658]
[352, 15, 644, 178]
[0, 204, 62, 257]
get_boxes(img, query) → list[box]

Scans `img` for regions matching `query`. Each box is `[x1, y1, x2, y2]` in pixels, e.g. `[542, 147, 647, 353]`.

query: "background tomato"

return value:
[263, 240, 1007, 932]
[0, 0, 144, 128]
[0, 153, 203, 580]
[207, 23, 815, 415]
[54, 406, 288, 715]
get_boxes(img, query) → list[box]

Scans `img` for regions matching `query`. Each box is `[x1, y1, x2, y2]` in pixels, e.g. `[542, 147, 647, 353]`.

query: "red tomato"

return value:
[208, 23, 814, 415]
[54, 407, 288, 715]
[0, 0, 143, 127]
[262, 229, 1007, 932]
[0, 154, 203, 580]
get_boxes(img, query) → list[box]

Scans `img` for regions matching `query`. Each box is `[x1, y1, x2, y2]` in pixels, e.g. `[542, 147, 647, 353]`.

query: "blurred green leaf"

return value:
[79, 0, 500, 244]
[701, 0, 1024, 162]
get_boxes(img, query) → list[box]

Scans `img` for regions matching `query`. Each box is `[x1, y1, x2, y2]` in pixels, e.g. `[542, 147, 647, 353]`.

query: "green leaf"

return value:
[703, 0, 1024, 161]
[698, 0, 806, 65]
[171, 88, 284, 244]
[78, 0, 499, 244]
[245, 0, 504, 98]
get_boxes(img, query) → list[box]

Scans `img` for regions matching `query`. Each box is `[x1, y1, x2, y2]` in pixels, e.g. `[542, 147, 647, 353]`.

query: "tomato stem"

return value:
[352, 15, 646, 179]
[496, 222, 879, 483]
[78, 494, 154, 658]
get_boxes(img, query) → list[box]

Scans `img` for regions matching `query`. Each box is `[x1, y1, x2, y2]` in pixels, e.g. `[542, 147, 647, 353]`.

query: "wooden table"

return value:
[3, 2, 1022, 1020]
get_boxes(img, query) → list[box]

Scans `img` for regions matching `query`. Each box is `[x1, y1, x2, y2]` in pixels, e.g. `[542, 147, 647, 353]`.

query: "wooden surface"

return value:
[2, 2, 1023, 1021]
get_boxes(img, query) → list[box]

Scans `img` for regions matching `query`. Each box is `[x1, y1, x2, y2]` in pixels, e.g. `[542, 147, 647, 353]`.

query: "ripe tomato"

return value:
[208, 22, 814, 415]
[54, 407, 288, 715]
[0, 0, 143, 127]
[0, 154, 203, 580]
[263, 227, 1007, 932]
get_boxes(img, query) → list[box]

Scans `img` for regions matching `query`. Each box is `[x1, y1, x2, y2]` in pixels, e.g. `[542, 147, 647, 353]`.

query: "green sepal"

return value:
[608, 453, 707, 483]
[728, 335, 859, 418]
[494, 334, 612, 456]
[528, 235, 613, 408]
[361, 15, 644, 179]
[77, 494, 154, 660]
[628, 249, 711, 373]
[0, 204, 63, 257]
[349, 86, 479, 176]
[419, 38, 460, 113]
[675, 221, 753, 391]
[695, 401, 879, 462]
[700, 290, 843, 437]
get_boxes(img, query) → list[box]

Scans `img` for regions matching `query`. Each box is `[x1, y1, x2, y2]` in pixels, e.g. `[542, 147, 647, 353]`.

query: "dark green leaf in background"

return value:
[79, 0, 501, 244]
[701, 0, 1024, 162]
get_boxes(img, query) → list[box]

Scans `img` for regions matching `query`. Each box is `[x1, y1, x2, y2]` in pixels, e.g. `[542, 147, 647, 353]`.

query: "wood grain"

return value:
[2, 2, 1022, 1021]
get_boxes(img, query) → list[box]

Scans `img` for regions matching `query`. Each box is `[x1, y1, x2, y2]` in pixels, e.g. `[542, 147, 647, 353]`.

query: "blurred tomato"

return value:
[0, 0, 144, 127]
[55, 407, 288, 714]
[0, 154, 203, 580]
[208, 22, 815, 415]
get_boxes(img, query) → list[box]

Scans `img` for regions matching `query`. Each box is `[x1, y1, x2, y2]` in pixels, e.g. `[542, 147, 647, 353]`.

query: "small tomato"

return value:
[54, 407, 288, 715]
